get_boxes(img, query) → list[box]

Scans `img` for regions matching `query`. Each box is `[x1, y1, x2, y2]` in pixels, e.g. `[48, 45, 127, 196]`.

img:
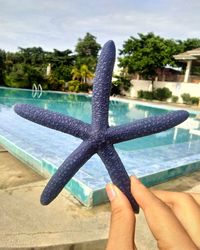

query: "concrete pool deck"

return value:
[0, 145, 200, 250]
[0, 145, 43, 189]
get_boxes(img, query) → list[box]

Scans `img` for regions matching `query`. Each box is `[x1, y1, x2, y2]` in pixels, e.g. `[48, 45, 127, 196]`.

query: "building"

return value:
[174, 48, 200, 83]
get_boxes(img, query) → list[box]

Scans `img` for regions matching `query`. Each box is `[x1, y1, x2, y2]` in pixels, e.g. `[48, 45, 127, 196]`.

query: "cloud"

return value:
[0, 0, 199, 52]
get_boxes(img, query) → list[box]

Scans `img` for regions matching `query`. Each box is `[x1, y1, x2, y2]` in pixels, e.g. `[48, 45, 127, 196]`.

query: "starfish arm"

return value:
[98, 145, 139, 213]
[14, 104, 90, 140]
[91, 40, 116, 131]
[40, 140, 95, 205]
[107, 110, 189, 144]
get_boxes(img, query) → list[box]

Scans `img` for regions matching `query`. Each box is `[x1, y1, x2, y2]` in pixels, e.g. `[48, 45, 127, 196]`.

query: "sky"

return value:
[0, 0, 199, 53]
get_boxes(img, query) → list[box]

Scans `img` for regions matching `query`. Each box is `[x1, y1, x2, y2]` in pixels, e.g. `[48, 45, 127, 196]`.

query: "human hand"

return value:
[106, 176, 200, 250]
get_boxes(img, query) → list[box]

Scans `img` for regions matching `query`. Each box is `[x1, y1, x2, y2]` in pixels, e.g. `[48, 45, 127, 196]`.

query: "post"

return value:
[184, 60, 192, 83]
[46, 63, 51, 76]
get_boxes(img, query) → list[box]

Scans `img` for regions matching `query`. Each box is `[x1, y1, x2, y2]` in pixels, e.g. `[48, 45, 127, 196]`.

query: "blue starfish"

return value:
[14, 41, 189, 213]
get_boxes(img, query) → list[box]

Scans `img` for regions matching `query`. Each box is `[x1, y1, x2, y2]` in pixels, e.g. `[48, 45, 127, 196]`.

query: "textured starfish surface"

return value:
[14, 41, 189, 213]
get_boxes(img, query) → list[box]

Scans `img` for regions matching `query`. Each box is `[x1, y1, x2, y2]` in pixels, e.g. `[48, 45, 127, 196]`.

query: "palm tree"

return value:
[80, 64, 93, 83]
[71, 66, 81, 81]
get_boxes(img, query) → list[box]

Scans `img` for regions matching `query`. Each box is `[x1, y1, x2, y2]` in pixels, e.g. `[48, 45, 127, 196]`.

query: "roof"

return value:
[174, 48, 200, 61]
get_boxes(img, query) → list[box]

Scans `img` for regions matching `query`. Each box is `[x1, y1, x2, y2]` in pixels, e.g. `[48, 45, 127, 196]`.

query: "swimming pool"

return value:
[0, 87, 200, 206]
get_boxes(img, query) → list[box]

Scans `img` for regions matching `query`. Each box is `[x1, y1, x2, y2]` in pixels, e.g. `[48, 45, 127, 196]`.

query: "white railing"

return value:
[37, 84, 43, 98]
[32, 83, 43, 98]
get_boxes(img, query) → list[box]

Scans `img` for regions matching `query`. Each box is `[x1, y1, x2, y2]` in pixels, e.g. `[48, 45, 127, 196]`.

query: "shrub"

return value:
[137, 90, 153, 100]
[181, 93, 191, 104]
[190, 97, 199, 105]
[181, 93, 199, 105]
[68, 85, 75, 92]
[67, 80, 80, 92]
[137, 90, 144, 98]
[111, 84, 121, 95]
[142, 91, 154, 100]
[78, 82, 90, 92]
[66, 80, 90, 93]
[153, 87, 172, 101]
[172, 95, 178, 103]
[111, 75, 131, 95]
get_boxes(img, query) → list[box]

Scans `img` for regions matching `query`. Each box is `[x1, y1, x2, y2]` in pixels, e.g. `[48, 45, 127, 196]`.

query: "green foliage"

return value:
[111, 83, 121, 95]
[66, 80, 90, 93]
[153, 87, 172, 101]
[5, 63, 45, 88]
[181, 93, 199, 105]
[138, 87, 172, 101]
[75, 33, 101, 71]
[181, 93, 191, 104]
[78, 82, 91, 92]
[0, 49, 6, 85]
[119, 32, 179, 81]
[80, 64, 93, 83]
[67, 80, 80, 92]
[190, 97, 199, 105]
[52, 65, 72, 82]
[47, 73, 64, 90]
[2, 46, 76, 90]
[18, 47, 45, 65]
[71, 67, 81, 81]
[71, 64, 93, 83]
[111, 75, 131, 95]
[138, 90, 154, 100]
[179, 38, 200, 51]
[3, 32, 200, 93]
[137, 90, 144, 98]
[171, 95, 179, 103]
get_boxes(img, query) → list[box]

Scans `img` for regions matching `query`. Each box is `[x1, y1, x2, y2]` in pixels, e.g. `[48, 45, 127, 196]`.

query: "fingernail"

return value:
[106, 184, 116, 201]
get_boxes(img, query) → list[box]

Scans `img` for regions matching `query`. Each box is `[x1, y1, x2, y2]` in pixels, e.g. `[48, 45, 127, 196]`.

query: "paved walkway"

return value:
[0, 145, 200, 250]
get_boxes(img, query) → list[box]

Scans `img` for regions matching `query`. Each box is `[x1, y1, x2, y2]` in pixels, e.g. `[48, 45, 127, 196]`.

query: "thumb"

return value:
[106, 183, 136, 250]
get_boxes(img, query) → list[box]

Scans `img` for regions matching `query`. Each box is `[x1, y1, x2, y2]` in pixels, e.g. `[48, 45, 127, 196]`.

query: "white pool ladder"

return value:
[32, 83, 43, 98]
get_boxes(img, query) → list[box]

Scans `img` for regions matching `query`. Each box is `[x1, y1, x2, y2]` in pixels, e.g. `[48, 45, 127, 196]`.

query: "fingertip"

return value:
[130, 175, 144, 194]
[130, 176, 154, 210]
[106, 183, 135, 214]
[130, 175, 142, 185]
[106, 183, 117, 202]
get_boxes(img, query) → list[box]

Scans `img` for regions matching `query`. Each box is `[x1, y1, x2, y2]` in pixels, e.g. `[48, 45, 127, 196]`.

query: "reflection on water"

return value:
[0, 87, 200, 151]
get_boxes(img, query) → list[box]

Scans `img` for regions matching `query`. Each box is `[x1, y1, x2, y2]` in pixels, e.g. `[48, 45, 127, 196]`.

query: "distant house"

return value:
[174, 48, 200, 83]
[156, 66, 182, 82]
[130, 66, 182, 82]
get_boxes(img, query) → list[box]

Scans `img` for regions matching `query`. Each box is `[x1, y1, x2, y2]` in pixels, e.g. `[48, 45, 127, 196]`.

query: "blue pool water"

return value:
[0, 87, 200, 206]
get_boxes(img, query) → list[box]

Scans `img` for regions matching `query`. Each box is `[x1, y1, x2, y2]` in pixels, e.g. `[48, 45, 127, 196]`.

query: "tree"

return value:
[18, 47, 45, 65]
[75, 33, 101, 71]
[4, 47, 76, 89]
[5, 63, 46, 88]
[71, 66, 81, 81]
[46, 49, 75, 82]
[180, 38, 200, 51]
[71, 64, 93, 83]
[119, 33, 179, 85]
[0, 49, 6, 85]
[80, 64, 93, 83]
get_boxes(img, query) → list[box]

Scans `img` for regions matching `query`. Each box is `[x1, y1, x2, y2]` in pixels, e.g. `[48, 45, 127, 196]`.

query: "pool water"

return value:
[0, 87, 199, 151]
[0, 87, 200, 206]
